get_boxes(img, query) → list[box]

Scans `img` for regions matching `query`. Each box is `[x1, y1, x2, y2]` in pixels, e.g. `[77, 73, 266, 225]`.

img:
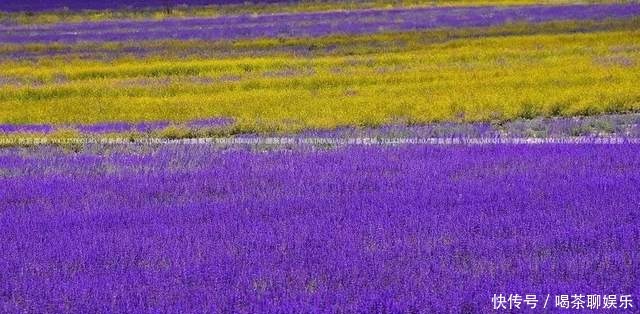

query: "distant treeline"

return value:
[0, 0, 299, 12]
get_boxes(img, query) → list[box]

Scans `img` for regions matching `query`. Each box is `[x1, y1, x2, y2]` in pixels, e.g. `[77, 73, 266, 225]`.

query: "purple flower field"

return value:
[2, 4, 639, 44]
[0, 118, 235, 135]
[0, 144, 638, 312]
[2, 114, 638, 139]
[0, 0, 287, 12]
[2, 0, 640, 312]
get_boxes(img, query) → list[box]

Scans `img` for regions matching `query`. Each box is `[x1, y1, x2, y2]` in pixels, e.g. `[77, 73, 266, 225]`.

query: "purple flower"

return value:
[0, 0, 290, 12]
[1, 4, 638, 44]
[1, 144, 638, 312]
[0, 124, 54, 133]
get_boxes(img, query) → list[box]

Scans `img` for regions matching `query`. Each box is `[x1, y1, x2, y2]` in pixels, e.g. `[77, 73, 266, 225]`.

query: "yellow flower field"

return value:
[1, 22, 639, 133]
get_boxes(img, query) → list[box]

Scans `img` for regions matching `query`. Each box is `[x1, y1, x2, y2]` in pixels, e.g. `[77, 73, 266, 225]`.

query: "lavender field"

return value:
[1, 144, 639, 312]
[2, 4, 639, 44]
[2, 0, 640, 313]
[0, 0, 285, 12]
